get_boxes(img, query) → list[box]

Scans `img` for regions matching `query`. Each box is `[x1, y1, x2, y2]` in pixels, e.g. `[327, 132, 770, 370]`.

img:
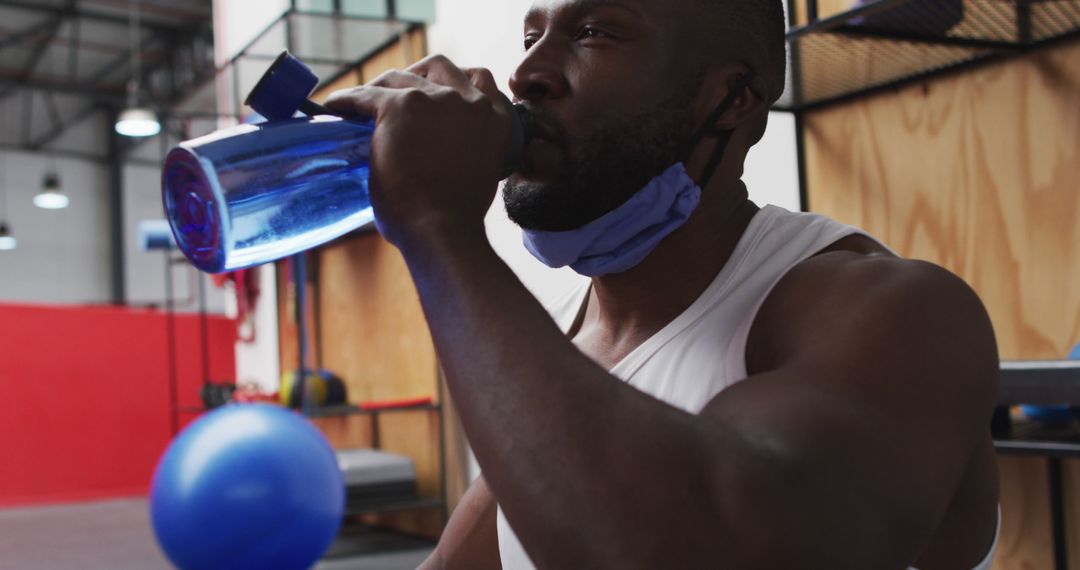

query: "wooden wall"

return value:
[804, 42, 1080, 361]
[276, 28, 470, 539]
[792, 0, 851, 24]
[797, 2, 1080, 563]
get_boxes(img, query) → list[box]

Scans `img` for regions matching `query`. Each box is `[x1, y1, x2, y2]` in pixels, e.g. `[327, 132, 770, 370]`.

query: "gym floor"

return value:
[0, 499, 433, 569]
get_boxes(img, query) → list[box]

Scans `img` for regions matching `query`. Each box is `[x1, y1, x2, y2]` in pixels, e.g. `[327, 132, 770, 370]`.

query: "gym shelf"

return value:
[305, 401, 443, 458]
[345, 496, 446, 516]
[994, 419, 1080, 458]
[776, 0, 1080, 112]
[998, 360, 1080, 405]
[991, 360, 1080, 570]
[993, 361, 1080, 457]
[323, 521, 437, 560]
[304, 402, 442, 418]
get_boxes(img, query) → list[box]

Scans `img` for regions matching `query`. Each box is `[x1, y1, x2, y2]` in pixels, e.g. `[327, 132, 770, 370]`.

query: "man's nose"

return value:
[509, 41, 570, 102]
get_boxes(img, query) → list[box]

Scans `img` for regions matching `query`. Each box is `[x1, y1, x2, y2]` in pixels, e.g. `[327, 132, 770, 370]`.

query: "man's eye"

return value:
[576, 27, 609, 41]
[524, 35, 540, 50]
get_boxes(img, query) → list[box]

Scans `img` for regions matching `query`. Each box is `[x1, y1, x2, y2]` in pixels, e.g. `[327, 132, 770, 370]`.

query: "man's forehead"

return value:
[524, 0, 654, 23]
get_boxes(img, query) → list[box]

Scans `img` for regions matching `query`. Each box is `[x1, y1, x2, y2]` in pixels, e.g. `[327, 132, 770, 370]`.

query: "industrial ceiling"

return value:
[0, 0, 215, 162]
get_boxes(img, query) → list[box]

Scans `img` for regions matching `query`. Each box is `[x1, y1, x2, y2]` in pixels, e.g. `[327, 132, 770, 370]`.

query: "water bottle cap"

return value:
[244, 51, 320, 121]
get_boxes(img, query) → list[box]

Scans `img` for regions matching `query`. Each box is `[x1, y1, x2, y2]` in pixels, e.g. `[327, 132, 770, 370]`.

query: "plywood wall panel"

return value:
[312, 415, 375, 450]
[992, 456, 1054, 570]
[311, 69, 363, 105]
[804, 35, 1080, 569]
[805, 39, 1080, 361]
[316, 233, 439, 404]
[360, 29, 427, 81]
[792, 0, 853, 26]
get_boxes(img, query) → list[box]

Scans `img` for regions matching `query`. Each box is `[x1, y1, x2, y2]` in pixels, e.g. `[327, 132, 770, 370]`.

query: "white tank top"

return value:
[496, 205, 999, 570]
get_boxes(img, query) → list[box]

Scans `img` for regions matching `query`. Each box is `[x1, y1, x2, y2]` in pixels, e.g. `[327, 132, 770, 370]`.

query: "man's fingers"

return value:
[368, 69, 429, 89]
[408, 54, 472, 90]
[462, 67, 502, 100]
[324, 85, 401, 119]
[324, 56, 507, 123]
[325, 68, 436, 116]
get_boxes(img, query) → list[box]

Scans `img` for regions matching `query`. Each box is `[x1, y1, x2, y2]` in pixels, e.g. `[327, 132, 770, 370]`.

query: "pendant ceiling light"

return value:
[115, 0, 160, 138]
[0, 151, 14, 250]
[34, 170, 69, 210]
[116, 104, 161, 137]
[0, 222, 16, 251]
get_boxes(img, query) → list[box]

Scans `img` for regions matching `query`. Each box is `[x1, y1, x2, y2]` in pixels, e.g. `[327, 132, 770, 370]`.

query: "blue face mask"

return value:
[521, 72, 755, 277]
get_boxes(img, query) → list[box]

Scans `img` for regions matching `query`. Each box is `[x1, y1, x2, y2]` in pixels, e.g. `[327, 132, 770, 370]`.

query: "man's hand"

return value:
[325, 55, 514, 248]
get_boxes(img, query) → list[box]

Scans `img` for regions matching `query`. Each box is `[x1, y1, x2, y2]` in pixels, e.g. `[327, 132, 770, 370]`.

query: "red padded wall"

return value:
[0, 303, 236, 507]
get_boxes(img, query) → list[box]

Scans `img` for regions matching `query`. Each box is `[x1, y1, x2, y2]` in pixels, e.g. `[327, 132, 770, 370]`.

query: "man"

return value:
[326, 0, 1000, 567]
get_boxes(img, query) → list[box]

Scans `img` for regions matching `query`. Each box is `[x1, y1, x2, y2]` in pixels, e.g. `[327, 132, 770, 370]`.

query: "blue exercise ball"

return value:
[150, 403, 344, 570]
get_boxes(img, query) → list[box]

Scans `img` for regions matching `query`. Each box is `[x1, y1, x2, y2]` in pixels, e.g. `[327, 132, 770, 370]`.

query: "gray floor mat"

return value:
[0, 498, 433, 569]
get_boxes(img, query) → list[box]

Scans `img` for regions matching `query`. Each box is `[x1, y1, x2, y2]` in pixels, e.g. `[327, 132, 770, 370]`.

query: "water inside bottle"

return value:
[162, 116, 376, 273]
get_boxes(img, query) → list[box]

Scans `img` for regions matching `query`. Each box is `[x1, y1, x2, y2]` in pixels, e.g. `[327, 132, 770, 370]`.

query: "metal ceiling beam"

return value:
[82, 0, 209, 25]
[0, 23, 166, 56]
[0, 75, 126, 101]
[85, 30, 164, 88]
[0, 0, 75, 102]
[0, 31, 164, 106]
[43, 91, 61, 133]
[27, 101, 101, 150]
[67, 16, 79, 82]
[0, 0, 195, 34]
[0, 142, 164, 168]
[0, 15, 59, 49]
[0, 141, 104, 163]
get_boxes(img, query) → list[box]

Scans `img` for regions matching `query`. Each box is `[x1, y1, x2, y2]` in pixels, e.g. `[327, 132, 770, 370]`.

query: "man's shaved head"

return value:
[680, 0, 788, 103]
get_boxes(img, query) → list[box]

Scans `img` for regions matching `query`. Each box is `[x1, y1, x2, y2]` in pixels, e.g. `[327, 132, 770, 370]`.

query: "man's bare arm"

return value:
[419, 477, 501, 570]
[695, 252, 999, 567]
[396, 229, 997, 569]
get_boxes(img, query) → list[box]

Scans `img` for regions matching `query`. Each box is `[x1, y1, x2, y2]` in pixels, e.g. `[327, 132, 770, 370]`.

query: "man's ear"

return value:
[697, 63, 768, 133]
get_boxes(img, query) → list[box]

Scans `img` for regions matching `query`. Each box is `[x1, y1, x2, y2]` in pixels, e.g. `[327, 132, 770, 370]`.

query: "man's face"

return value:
[503, 0, 702, 232]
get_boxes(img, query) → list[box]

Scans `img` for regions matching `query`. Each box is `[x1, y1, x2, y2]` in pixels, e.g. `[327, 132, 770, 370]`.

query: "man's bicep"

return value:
[420, 476, 502, 570]
[698, 369, 967, 565]
[695, 256, 998, 566]
[738, 253, 998, 460]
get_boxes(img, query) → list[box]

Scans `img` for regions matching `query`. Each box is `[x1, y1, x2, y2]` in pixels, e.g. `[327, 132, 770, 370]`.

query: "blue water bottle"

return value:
[163, 51, 534, 274]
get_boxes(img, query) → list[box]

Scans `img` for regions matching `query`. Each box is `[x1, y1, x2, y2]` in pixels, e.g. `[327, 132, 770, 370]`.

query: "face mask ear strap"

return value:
[679, 69, 758, 163]
[696, 128, 733, 190]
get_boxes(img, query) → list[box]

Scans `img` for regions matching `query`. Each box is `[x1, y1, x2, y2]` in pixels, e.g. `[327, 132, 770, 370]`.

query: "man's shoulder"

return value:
[767, 248, 989, 341]
[780, 247, 974, 313]
[748, 247, 998, 392]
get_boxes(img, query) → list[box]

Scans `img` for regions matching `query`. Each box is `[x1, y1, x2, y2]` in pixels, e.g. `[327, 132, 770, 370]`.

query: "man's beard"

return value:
[503, 81, 701, 233]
